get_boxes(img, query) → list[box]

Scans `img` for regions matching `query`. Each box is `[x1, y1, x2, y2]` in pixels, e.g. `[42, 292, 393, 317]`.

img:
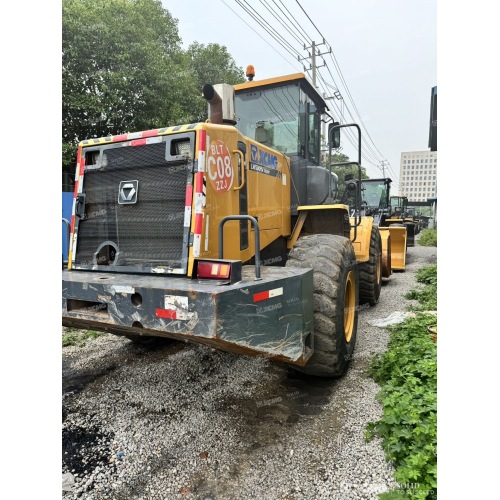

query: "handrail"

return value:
[218, 215, 262, 280]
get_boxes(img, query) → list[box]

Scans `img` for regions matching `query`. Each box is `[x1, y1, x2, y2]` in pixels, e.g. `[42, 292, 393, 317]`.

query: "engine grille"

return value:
[74, 141, 190, 270]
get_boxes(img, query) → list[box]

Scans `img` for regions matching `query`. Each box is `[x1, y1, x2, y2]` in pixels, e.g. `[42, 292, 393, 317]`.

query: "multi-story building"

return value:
[398, 150, 437, 202]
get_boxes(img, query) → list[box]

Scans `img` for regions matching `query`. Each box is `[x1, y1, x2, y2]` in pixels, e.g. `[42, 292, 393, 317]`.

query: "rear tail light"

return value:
[194, 259, 242, 284]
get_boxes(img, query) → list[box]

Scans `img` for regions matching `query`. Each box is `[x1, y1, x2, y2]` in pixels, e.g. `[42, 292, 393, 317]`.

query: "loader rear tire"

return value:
[285, 234, 359, 377]
[358, 226, 382, 306]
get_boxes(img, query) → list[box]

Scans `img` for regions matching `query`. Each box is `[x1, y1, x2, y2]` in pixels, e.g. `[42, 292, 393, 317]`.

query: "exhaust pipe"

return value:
[202, 84, 223, 125]
[202, 83, 236, 126]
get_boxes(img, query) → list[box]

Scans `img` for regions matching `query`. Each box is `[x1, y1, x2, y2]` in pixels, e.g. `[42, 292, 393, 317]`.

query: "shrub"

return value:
[418, 229, 437, 247]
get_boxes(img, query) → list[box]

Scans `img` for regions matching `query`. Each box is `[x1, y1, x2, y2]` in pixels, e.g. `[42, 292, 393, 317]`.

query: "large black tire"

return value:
[358, 226, 382, 306]
[404, 222, 415, 247]
[285, 234, 359, 377]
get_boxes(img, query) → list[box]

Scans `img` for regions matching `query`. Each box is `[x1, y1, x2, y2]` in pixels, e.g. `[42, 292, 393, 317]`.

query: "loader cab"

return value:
[234, 73, 333, 212]
[361, 178, 392, 212]
[390, 196, 408, 218]
[360, 178, 392, 225]
[234, 73, 325, 164]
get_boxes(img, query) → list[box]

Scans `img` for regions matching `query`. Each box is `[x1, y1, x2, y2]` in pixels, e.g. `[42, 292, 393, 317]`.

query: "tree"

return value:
[63, 0, 191, 166]
[62, 0, 245, 171]
[323, 152, 369, 201]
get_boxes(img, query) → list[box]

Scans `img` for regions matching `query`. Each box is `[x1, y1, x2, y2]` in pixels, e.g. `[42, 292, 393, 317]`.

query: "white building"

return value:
[398, 150, 437, 202]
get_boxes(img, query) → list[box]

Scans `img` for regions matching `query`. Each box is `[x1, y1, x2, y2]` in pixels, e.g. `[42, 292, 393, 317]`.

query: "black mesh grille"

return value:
[75, 142, 189, 269]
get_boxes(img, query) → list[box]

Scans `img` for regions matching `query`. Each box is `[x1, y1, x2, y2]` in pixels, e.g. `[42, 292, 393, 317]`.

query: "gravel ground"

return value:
[62, 240, 437, 499]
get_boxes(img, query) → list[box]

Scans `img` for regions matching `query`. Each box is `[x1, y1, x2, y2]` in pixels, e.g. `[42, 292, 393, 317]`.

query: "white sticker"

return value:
[198, 150, 206, 172]
[193, 234, 201, 257]
[184, 206, 191, 227]
[127, 131, 142, 140]
[164, 295, 189, 320]
[282, 174, 287, 186]
[205, 215, 210, 252]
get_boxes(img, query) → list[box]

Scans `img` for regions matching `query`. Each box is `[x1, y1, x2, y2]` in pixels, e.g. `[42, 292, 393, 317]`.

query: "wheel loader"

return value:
[383, 195, 416, 248]
[359, 178, 407, 272]
[62, 68, 382, 377]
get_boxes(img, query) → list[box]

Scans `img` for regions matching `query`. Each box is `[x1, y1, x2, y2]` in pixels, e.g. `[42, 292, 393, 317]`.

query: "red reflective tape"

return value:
[131, 138, 147, 147]
[156, 308, 177, 319]
[112, 134, 128, 143]
[253, 291, 270, 303]
[194, 213, 203, 235]
[195, 172, 204, 193]
[70, 215, 76, 234]
[142, 129, 159, 138]
[198, 129, 206, 152]
[185, 185, 193, 207]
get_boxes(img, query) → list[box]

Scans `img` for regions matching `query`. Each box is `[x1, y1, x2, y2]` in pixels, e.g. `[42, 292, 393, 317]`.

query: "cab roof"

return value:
[234, 73, 328, 113]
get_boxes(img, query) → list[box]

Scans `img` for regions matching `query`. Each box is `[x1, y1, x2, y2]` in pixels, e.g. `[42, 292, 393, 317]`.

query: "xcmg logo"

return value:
[250, 144, 278, 169]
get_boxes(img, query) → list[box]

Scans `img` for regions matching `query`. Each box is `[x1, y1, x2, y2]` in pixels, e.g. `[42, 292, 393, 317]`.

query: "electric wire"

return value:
[235, 0, 301, 60]
[274, 0, 312, 46]
[225, 0, 396, 182]
[220, 0, 303, 72]
[259, 0, 306, 49]
[294, 0, 389, 164]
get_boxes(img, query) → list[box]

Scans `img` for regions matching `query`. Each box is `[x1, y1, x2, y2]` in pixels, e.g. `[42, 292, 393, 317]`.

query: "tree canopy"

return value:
[62, 0, 245, 168]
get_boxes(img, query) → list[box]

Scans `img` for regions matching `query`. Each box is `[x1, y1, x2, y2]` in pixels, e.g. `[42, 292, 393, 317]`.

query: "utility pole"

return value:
[298, 40, 330, 89]
[312, 41, 317, 87]
[380, 160, 389, 178]
[299, 40, 333, 152]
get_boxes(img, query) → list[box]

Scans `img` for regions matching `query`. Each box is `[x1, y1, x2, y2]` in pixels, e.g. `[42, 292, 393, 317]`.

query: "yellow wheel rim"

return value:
[344, 271, 355, 343]
[376, 252, 381, 284]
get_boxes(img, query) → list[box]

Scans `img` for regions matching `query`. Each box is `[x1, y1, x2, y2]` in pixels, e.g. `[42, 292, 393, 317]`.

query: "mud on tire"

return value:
[285, 234, 359, 377]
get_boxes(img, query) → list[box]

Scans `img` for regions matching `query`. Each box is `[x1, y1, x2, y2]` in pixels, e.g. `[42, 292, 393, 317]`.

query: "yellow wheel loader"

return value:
[360, 178, 407, 272]
[62, 69, 381, 377]
[383, 195, 416, 248]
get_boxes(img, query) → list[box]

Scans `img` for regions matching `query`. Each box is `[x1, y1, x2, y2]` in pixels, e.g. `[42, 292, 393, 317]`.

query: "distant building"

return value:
[398, 150, 437, 202]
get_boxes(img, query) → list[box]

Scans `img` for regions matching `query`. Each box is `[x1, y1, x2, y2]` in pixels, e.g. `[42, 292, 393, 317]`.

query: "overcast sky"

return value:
[164, 0, 437, 192]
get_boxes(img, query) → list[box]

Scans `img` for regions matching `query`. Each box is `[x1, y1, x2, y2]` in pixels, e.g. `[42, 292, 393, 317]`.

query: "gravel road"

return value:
[62, 241, 437, 499]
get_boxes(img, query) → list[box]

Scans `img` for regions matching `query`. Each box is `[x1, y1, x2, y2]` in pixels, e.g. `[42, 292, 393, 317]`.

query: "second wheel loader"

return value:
[360, 178, 407, 272]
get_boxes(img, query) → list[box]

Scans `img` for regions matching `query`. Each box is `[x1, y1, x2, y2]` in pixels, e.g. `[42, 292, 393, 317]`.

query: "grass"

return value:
[405, 265, 437, 311]
[367, 265, 437, 499]
[62, 328, 106, 347]
[418, 229, 437, 247]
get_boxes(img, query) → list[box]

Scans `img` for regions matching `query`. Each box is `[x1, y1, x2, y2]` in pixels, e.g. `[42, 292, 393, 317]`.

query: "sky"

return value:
[164, 0, 437, 192]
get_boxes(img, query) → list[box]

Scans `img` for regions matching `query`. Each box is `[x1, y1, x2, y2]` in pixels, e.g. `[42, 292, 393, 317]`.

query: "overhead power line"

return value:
[274, 0, 312, 46]
[235, 0, 300, 60]
[259, 0, 305, 49]
[220, 0, 303, 72]
[222, 0, 394, 181]
[294, 0, 390, 167]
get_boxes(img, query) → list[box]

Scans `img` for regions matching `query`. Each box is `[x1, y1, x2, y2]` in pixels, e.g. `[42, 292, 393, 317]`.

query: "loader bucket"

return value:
[386, 225, 407, 271]
[378, 229, 392, 278]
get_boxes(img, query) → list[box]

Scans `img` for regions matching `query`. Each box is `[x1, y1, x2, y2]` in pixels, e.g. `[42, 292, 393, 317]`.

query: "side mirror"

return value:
[329, 122, 341, 149]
